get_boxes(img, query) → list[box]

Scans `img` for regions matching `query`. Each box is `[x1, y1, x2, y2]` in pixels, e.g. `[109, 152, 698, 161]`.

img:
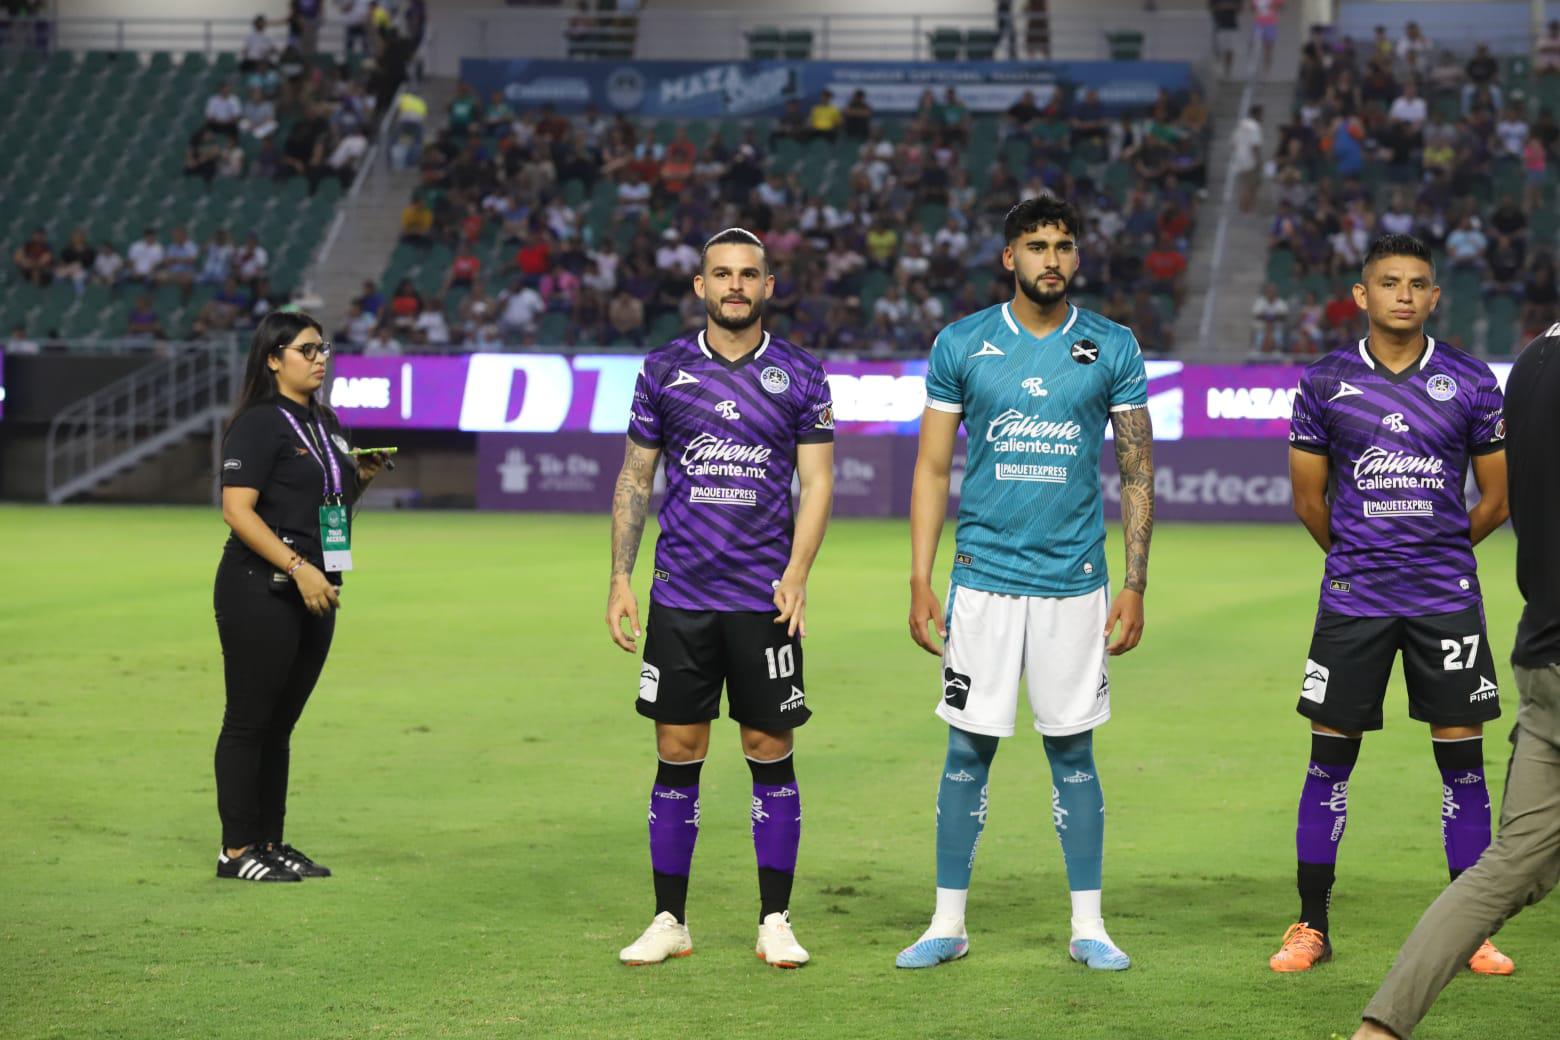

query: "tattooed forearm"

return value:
[1111, 406, 1155, 594]
[610, 440, 659, 578]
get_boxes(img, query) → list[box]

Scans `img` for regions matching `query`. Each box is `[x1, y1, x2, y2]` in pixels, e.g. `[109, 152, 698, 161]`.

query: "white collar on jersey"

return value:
[1357, 335, 1436, 371]
[1002, 301, 1079, 341]
[697, 329, 770, 361]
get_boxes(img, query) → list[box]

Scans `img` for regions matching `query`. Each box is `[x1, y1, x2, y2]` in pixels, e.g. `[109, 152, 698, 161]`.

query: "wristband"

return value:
[286, 556, 305, 577]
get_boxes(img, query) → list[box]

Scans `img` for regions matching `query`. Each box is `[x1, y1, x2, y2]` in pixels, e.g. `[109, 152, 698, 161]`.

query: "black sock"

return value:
[748, 753, 798, 922]
[1297, 861, 1337, 937]
[651, 759, 703, 924]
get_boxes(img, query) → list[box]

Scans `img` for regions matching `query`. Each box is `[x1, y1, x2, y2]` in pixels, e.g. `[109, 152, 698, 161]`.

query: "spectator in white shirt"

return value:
[240, 87, 277, 140]
[500, 280, 546, 336]
[1380, 193, 1415, 236]
[1495, 106, 1529, 157]
[127, 228, 165, 283]
[655, 229, 700, 277]
[198, 230, 234, 286]
[896, 240, 930, 287]
[204, 83, 242, 140]
[615, 170, 651, 220]
[338, 0, 371, 57]
[1251, 283, 1291, 354]
[1538, 20, 1560, 75]
[413, 297, 451, 347]
[93, 242, 124, 285]
[1387, 83, 1427, 129]
[1446, 216, 1488, 270]
[241, 15, 277, 71]
[362, 329, 404, 356]
[873, 283, 911, 324]
[6, 325, 41, 355]
[910, 280, 945, 329]
[933, 217, 969, 258]
[1397, 22, 1432, 72]
[341, 302, 379, 346]
[234, 233, 269, 286]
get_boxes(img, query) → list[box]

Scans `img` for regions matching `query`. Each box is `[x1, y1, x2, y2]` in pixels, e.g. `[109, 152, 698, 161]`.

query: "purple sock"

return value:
[749, 754, 801, 920]
[1434, 738, 1491, 878]
[649, 759, 702, 922]
[1295, 733, 1361, 933]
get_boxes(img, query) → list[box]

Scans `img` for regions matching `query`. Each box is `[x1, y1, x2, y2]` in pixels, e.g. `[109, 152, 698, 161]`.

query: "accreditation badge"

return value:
[319, 504, 353, 572]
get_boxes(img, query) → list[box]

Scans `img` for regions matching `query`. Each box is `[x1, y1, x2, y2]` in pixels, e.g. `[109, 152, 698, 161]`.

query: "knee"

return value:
[1042, 730, 1095, 771]
[656, 725, 709, 763]
[947, 726, 999, 770]
[740, 728, 793, 762]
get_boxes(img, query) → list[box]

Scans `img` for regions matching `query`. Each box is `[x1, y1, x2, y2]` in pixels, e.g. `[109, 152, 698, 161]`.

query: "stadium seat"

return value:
[965, 29, 998, 60]
[747, 26, 782, 60]
[929, 28, 963, 61]
[1105, 30, 1144, 60]
[782, 30, 813, 60]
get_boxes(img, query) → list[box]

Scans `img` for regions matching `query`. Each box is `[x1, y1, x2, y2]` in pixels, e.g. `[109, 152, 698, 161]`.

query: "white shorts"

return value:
[936, 585, 1111, 738]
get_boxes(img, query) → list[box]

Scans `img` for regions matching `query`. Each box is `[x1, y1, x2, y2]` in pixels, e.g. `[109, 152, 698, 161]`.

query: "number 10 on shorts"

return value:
[765, 645, 796, 679]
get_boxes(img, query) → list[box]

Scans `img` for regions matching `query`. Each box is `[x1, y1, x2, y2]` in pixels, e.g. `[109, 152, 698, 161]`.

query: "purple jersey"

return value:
[1289, 337, 1505, 616]
[628, 330, 834, 612]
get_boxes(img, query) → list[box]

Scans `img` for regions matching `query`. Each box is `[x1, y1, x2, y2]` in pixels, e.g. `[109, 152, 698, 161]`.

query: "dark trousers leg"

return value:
[213, 560, 332, 849]
[258, 607, 335, 844]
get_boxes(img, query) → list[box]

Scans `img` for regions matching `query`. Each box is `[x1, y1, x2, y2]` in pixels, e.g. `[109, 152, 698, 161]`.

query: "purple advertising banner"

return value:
[476, 432, 1293, 521]
[334, 355, 1513, 443]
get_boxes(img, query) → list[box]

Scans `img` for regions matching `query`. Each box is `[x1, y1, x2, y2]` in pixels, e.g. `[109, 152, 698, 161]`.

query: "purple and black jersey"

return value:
[628, 330, 834, 612]
[1290, 337, 1505, 617]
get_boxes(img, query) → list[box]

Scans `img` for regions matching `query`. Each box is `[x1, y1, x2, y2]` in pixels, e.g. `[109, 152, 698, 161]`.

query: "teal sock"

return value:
[934, 726, 1000, 889]
[1044, 731, 1104, 891]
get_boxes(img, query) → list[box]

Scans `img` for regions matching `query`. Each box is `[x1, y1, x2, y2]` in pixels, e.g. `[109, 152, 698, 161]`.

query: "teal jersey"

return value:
[925, 301, 1149, 597]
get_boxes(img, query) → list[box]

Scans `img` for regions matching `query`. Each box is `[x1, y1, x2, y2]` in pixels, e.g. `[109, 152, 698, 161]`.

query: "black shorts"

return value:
[1297, 606, 1501, 731]
[636, 603, 811, 730]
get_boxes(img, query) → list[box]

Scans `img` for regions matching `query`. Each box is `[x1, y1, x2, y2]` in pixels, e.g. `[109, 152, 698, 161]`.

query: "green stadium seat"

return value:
[782, 30, 813, 60]
[965, 29, 998, 60]
[1485, 296, 1519, 355]
[539, 311, 570, 344]
[929, 28, 962, 61]
[747, 26, 782, 60]
[1105, 30, 1144, 61]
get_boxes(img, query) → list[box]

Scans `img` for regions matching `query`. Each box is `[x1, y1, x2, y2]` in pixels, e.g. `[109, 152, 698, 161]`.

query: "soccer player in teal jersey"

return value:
[897, 196, 1156, 970]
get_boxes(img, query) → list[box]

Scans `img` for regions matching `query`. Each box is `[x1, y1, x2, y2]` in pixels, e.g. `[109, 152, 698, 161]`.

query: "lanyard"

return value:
[277, 406, 343, 501]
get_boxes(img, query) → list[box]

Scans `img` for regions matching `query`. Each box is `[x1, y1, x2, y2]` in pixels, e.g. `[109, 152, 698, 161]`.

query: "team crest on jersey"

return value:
[714, 399, 741, 420]
[814, 404, 834, 430]
[1021, 377, 1049, 397]
[1381, 412, 1409, 433]
[1069, 339, 1099, 364]
[759, 366, 790, 394]
[1425, 374, 1457, 401]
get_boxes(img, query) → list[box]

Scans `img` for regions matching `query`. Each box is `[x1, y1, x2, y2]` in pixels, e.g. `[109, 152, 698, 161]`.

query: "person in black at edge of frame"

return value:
[212, 311, 392, 882]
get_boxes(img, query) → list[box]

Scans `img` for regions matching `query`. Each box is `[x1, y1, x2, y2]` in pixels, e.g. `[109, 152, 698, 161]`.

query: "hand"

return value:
[907, 578, 946, 657]
[356, 452, 390, 483]
[606, 575, 642, 653]
[773, 572, 807, 638]
[1104, 588, 1144, 656]
[293, 563, 340, 616]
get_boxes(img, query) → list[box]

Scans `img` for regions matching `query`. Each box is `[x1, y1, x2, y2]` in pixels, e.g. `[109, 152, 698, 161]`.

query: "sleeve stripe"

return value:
[1108, 402, 1148, 413]
[926, 399, 963, 414]
[1470, 440, 1505, 456]
[626, 431, 662, 449]
[1289, 441, 1330, 456]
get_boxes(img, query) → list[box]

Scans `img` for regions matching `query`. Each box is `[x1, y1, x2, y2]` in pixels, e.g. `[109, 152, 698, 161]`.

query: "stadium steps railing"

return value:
[45, 342, 240, 505]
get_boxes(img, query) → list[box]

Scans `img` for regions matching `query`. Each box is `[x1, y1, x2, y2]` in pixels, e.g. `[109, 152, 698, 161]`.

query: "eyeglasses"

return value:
[281, 342, 332, 362]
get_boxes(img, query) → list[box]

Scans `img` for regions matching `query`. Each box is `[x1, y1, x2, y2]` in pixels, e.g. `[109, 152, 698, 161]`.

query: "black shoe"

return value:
[217, 847, 301, 882]
[269, 842, 332, 878]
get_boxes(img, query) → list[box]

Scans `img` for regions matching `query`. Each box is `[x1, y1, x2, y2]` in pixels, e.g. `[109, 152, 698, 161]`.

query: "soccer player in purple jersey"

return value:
[605, 228, 835, 968]
[1270, 234, 1514, 975]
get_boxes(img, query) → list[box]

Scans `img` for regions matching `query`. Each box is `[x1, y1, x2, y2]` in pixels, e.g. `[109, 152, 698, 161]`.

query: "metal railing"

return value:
[45, 339, 241, 504]
[0, 17, 348, 57]
[428, 9, 1212, 67]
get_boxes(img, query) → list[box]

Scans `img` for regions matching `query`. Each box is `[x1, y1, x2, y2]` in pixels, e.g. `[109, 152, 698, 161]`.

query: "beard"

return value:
[1015, 270, 1070, 308]
[705, 293, 764, 332]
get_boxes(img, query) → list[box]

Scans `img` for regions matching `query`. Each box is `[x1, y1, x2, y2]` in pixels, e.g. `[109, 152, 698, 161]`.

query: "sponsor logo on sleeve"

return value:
[1426, 374, 1457, 401]
[223, 459, 242, 471]
[814, 403, 834, 430]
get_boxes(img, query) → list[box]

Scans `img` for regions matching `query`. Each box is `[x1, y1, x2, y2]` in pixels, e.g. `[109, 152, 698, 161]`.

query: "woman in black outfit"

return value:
[213, 311, 389, 882]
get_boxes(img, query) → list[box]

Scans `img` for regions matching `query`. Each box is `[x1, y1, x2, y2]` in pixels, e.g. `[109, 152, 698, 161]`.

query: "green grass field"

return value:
[1, 505, 1554, 1040]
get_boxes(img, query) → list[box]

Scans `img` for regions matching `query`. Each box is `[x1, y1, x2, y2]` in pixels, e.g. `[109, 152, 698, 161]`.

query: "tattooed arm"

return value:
[606, 438, 661, 652]
[1107, 405, 1154, 655]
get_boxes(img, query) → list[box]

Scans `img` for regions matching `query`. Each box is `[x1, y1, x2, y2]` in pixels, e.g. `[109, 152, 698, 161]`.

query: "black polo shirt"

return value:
[220, 395, 359, 583]
[1505, 329, 1560, 667]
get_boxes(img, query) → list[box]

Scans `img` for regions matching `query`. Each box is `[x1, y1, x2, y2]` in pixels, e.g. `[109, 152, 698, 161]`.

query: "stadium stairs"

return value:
[1173, 1, 1301, 357]
[310, 76, 460, 335]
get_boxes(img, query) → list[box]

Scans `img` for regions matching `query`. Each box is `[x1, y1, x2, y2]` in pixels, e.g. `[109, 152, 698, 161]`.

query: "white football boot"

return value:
[619, 911, 692, 965]
[755, 910, 810, 968]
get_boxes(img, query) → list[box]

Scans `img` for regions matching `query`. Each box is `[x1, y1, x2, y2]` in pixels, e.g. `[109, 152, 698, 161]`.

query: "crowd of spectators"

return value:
[341, 80, 1210, 354]
[182, 5, 421, 197]
[10, 223, 284, 340]
[1255, 23, 1560, 355]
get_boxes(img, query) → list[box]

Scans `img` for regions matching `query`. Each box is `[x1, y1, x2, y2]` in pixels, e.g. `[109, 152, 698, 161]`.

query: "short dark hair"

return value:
[1003, 196, 1081, 243]
[1362, 233, 1435, 278]
[700, 227, 768, 273]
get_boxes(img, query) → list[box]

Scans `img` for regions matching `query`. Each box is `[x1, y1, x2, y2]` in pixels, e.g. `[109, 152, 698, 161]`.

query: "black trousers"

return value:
[213, 553, 335, 849]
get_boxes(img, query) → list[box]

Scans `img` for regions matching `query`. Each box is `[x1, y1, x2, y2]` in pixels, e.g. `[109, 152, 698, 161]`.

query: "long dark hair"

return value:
[225, 310, 330, 433]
